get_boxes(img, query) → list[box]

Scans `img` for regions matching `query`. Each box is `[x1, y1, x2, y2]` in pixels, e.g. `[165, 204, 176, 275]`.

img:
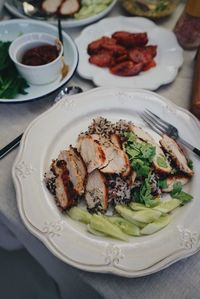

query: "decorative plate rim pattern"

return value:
[12, 87, 200, 277]
[75, 16, 183, 90]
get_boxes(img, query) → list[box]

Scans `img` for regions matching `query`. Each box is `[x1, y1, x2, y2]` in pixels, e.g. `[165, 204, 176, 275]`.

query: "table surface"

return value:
[1, 1, 200, 299]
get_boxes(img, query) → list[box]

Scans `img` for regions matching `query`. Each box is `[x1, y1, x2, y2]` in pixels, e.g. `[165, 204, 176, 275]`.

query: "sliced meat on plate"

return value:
[58, 146, 87, 196]
[110, 133, 122, 149]
[95, 136, 131, 176]
[129, 46, 157, 71]
[87, 37, 117, 55]
[76, 134, 106, 173]
[41, 0, 62, 14]
[50, 159, 77, 210]
[59, 0, 80, 16]
[161, 175, 190, 192]
[129, 124, 172, 174]
[111, 31, 148, 48]
[110, 61, 143, 76]
[160, 134, 194, 176]
[85, 169, 108, 212]
[89, 52, 113, 67]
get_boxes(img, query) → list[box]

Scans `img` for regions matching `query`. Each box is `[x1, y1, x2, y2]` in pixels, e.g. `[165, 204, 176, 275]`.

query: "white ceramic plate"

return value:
[4, 0, 117, 28]
[12, 87, 200, 277]
[0, 19, 78, 103]
[75, 16, 183, 90]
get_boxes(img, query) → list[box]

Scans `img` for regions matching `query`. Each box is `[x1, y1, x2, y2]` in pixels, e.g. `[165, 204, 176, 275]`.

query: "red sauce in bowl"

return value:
[22, 44, 60, 66]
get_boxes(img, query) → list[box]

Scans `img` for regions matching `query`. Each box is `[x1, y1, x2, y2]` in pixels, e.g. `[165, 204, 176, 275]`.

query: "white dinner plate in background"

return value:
[4, 0, 117, 28]
[75, 16, 183, 90]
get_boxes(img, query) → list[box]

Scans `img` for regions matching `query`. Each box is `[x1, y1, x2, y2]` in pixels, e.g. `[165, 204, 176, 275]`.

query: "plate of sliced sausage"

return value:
[75, 16, 183, 90]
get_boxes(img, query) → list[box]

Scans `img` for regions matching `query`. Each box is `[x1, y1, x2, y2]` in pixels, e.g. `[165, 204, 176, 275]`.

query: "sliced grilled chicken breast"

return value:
[110, 133, 122, 148]
[160, 134, 193, 176]
[59, 0, 80, 16]
[42, 0, 62, 14]
[77, 135, 106, 173]
[129, 124, 172, 174]
[51, 160, 77, 210]
[58, 146, 87, 196]
[85, 169, 108, 212]
[98, 136, 131, 176]
[161, 175, 189, 193]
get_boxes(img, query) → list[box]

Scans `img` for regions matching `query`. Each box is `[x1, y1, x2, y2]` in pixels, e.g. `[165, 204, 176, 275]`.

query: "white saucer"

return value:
[0, 19, 78, 103]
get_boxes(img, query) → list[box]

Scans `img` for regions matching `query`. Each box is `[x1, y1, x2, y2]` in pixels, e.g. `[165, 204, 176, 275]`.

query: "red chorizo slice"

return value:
[109, 61, 143, 76]
[129, 48, 152, 64]
[129, 46, 157, 71]
[145, 45, 157, 58]
[103, 44, 127, 57]
[142, 59, 156, 71]
[89, 52, 113, 67]
[87, 37, 117, 55]
[112, 31, 148, 48]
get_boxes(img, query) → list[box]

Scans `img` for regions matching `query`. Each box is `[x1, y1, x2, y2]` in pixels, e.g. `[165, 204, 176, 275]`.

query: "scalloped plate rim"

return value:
[75, 16, 183, 90]
[12, 87, 200, 277]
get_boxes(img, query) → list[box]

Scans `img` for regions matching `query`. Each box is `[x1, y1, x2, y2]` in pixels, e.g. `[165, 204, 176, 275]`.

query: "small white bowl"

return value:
[9, 32, 63, 85]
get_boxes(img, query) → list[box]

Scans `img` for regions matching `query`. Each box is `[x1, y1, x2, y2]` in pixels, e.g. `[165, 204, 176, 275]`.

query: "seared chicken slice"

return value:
[42, 0, 62, 14]
[110, 133, 122, 149]
[85, 169, 108, 212]
[128, 170, 137, 187]
[58, 146, 87, 196]
[161, 175, 190, 193]
[59, 0, 80, 16]
[77, 135, 106, 173]
[97, 136, 131, 176]
[51, 160, 77, 210]
[160, 134, 193, 176]
[129, 124, 172, 174]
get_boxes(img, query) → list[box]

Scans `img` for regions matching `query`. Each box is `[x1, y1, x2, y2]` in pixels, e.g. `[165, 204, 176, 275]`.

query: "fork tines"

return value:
[141, 109, 169, 136]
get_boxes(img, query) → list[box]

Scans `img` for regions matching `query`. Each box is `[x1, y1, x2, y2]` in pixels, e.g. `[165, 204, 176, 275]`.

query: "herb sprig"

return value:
[170, 182, 193, 203]
[0, 41, 29, 99]
[124, 132, 156, 178]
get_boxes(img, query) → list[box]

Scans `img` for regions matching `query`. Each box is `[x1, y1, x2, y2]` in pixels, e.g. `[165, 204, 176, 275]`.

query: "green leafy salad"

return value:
[74, 0, 113, 19]
[45, 117, 194, 241]
[0, 41, 29, 99]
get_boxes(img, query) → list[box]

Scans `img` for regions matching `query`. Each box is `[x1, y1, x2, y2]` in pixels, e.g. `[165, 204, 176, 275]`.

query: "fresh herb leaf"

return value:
[132, 159, 151, 177]
[156, 155, 168, 168]
[188, 159, 193, 170]
[133, 175, 158, 208]
[158, 179, 168, 189]
[124, 132, 156, 178]
[0, 41, 29, 99]
[171, 182, 182, 196]
[170, 182, 193, 203]
[155, 0, 167, 12]
[0, 41, 12, 70]
[175, 191, 193, 203]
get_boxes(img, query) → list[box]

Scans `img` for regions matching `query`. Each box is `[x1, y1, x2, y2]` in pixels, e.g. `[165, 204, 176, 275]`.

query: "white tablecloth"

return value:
[1, 1, 200, 298]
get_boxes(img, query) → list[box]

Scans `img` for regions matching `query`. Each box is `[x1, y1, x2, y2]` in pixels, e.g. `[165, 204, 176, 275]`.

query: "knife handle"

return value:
[0, 133, 23, 159]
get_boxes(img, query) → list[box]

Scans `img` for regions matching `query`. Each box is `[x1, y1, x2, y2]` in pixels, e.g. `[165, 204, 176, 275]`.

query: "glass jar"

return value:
[174, 0, 200, 50]
[120, 0, 180, 18]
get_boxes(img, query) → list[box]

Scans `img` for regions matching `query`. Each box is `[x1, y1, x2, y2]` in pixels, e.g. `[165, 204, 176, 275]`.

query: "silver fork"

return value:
[141, 109, 200, 158]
